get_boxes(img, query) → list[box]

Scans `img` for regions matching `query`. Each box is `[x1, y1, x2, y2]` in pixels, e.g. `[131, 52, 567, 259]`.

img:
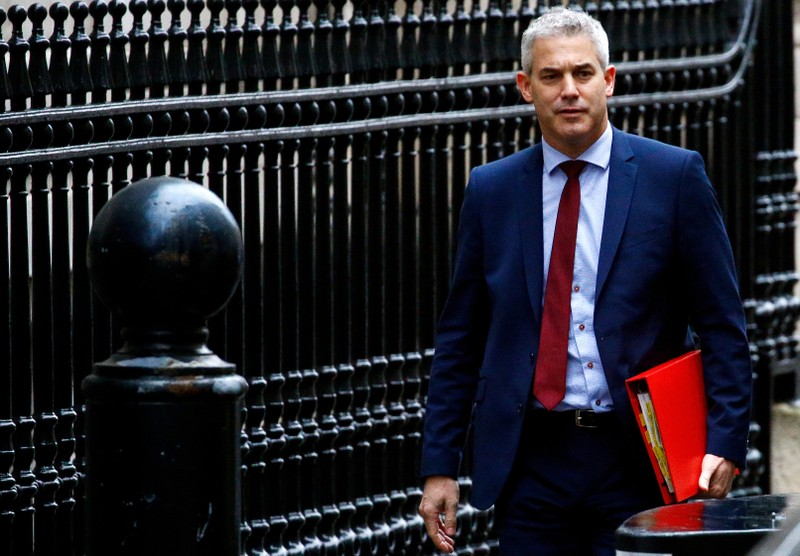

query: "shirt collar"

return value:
[542, 123, 613, 175]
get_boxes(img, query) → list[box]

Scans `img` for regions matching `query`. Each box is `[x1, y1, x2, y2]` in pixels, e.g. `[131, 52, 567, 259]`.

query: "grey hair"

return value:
[520, 8, 610, 75]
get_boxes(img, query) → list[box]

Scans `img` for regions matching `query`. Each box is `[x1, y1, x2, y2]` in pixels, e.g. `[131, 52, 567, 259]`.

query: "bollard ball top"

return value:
[87, 177, 243, 326]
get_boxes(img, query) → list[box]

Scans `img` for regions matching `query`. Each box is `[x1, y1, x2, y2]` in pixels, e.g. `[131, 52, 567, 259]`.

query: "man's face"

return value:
[516, 34, 616, 158]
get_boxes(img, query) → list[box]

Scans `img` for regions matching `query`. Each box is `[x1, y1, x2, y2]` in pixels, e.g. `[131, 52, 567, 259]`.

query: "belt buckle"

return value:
[574, 410, 598, 429]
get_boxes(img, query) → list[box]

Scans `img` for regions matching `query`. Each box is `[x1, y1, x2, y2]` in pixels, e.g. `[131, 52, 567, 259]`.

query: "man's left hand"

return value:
[697, 453, 736, 498]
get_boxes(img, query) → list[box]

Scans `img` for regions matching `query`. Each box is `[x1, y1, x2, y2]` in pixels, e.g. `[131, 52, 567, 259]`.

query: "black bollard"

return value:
[83, 176, 248, 556]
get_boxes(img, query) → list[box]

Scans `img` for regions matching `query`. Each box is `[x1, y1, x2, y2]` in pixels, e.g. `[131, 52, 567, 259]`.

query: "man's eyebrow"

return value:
[537, 66, 562, 74]
[537, 61, 597, 73]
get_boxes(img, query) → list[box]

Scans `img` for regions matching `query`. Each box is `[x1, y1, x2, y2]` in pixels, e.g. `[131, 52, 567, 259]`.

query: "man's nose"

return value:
[561, 76, 579, 97]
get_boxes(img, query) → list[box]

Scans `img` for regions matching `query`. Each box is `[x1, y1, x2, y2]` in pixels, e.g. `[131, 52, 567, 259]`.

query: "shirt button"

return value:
[595, 399, 602, 406]
[579, 324, 586, 331]
[573, 285, 580, 292]
[587, 362, 594, 369]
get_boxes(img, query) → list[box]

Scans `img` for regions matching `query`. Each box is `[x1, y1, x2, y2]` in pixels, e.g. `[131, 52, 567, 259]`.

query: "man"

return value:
[418, 8, 752, 555]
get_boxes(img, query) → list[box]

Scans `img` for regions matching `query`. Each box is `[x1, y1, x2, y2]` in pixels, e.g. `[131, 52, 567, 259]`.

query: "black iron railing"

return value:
[0, 0, 795, 554]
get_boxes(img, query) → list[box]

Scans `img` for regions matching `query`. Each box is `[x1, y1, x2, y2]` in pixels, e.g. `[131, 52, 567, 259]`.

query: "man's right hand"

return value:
[418, 475, 460, 553]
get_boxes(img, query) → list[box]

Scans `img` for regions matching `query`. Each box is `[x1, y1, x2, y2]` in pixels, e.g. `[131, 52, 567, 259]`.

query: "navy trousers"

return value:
[493, 409, 664, 556]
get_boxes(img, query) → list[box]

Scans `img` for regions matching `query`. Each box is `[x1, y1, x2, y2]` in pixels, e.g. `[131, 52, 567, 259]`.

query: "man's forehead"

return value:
[531, 36, 602, 69]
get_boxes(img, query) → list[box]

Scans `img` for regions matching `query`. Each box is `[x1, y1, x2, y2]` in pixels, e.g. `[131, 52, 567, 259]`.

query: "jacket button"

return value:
[529, 353, 535, 363]
[517, 403, 524, 415]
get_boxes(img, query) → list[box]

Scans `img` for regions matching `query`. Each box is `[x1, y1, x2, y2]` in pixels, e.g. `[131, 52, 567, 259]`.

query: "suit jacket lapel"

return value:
[596, 129, 637, 300]
[517, 145, 545, 328]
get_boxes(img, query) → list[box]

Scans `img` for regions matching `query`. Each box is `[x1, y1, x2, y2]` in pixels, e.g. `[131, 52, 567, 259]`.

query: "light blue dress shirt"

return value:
[538, 124, 614, 412]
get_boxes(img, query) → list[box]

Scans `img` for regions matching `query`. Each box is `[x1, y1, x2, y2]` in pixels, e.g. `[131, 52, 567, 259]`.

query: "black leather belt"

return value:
[529, 408, 616, 429]
[573, 409, 607, 428]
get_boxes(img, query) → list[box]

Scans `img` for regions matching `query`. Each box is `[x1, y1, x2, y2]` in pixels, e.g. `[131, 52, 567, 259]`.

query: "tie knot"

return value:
[560, 160, 587, 180]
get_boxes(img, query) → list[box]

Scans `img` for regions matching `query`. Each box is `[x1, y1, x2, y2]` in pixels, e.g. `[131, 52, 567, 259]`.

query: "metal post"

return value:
[83, 176, 248, 556]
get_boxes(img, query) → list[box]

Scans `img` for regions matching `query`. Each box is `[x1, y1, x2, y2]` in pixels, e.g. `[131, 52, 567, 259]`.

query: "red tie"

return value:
[533, 160, 587, 410]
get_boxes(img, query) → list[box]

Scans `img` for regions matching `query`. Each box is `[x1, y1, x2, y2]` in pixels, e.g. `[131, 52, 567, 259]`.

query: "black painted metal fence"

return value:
[0, 0, 795, 554]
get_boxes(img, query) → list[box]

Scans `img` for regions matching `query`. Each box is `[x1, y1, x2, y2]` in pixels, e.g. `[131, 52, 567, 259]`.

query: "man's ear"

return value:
[605, 65, 616, 97]
[516, 71, 534, 103]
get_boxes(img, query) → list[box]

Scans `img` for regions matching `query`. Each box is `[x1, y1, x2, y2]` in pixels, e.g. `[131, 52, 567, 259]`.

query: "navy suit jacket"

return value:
[420, 128, 752, 510]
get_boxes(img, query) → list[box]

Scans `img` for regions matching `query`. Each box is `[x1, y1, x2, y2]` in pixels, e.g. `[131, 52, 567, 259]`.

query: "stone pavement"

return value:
[772, 403, 800, 493]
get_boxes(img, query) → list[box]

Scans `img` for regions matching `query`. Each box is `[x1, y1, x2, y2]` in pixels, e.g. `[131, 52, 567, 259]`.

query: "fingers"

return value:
[436, 515, 456, 553]
[421, 508, 455, 553]
[698, 454, 736, 499]
[697, 454, 718, 492]
[419, 476, 460, 553]
[421, 510, 452, 552]
[442, 495, 459, 537]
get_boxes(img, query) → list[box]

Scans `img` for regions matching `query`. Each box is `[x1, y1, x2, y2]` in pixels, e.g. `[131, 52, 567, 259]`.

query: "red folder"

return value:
[625, 350, 706, 504]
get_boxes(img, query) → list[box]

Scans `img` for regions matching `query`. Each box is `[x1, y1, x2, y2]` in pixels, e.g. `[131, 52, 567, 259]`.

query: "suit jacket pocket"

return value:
[619, 225, 666, 252]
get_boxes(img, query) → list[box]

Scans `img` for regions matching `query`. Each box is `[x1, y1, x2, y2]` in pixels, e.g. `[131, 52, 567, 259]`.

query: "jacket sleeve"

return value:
[420, 170, 491, 479]
[678, 151, 753, 467]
